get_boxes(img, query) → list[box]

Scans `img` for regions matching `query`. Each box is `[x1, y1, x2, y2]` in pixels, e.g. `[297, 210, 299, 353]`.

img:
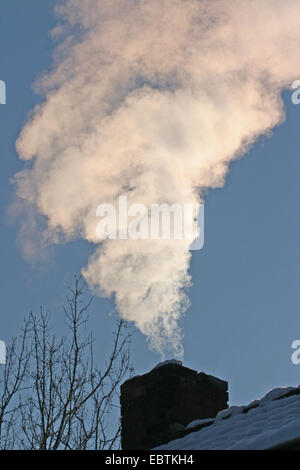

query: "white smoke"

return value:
[14, 0, 300, 357]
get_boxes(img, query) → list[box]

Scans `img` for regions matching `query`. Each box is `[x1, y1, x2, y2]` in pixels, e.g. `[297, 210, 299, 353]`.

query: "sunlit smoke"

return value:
[14, 0, 300, 356]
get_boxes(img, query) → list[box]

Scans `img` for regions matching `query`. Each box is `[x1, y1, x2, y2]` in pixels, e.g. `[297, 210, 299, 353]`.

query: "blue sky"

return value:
[0, 0, 300, 406]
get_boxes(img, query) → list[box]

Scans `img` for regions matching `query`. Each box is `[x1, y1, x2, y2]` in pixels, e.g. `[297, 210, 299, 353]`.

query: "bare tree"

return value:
[0, 320, 31, 450]
[0, 277, 133, 450]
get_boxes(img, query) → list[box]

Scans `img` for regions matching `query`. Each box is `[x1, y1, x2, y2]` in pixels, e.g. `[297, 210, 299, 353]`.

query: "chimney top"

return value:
[120, 363, 228, 449]
[152, 359, 183, 370]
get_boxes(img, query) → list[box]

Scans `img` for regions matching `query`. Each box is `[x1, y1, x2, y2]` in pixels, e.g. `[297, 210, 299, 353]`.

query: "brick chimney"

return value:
[120, 361, 228, 450]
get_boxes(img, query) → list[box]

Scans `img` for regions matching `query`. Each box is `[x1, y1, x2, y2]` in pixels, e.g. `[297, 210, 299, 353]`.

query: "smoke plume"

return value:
[14, 0, 300, 356]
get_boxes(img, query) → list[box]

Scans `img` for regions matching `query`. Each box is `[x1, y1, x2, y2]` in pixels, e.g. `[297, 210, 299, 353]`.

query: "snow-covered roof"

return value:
[155, 385, 300, 450]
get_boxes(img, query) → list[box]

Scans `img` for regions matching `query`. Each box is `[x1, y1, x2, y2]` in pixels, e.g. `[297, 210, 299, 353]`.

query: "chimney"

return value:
[120, 360, 228, 450]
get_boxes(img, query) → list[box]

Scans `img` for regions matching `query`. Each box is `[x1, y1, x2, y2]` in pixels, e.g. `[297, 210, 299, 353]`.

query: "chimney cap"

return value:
[121, 361, 228, 393]
[151, 359, 183, 371]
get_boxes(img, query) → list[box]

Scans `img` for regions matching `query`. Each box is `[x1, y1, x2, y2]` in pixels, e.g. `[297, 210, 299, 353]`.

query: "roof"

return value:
[155, 385, 300, 450]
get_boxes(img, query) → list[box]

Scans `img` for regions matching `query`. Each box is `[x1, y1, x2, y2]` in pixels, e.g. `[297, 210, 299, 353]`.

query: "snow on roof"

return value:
[185, 418, 214, 430]
[155, 385, 300, 450]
